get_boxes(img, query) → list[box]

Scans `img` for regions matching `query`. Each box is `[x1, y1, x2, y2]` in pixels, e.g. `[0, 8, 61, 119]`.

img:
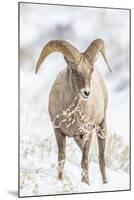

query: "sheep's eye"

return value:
[78, 77, 84, 85]
[73, 75, 78, 81]
[90, 68, 94, 73]
[71, 70, 78, 79]
[71, 68, 77, 74]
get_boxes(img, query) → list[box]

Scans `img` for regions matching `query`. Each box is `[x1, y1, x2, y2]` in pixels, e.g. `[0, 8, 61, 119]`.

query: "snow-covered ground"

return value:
[20, 105, 129, 196]
[19, 3, 130, 196]
[20, 161, 129, 196]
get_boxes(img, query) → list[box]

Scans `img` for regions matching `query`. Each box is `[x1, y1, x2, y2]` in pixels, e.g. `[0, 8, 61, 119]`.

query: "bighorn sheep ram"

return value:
[36, 39, 111, 185]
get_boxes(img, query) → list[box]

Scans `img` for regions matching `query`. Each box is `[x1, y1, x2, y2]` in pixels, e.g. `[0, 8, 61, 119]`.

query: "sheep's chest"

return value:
[53, 94, 104, 137]
[83, 98, 105, 125]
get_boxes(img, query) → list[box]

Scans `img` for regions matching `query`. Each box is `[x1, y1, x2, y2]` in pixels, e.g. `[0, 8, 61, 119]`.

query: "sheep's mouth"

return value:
[80, 92, 89, 100]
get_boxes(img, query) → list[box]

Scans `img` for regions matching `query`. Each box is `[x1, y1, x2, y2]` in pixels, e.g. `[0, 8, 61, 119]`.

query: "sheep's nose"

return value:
[84, 90, 90, 97]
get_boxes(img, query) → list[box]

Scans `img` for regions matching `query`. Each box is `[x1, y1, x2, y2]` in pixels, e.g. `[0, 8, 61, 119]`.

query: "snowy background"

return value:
[19, 3, 130, 197]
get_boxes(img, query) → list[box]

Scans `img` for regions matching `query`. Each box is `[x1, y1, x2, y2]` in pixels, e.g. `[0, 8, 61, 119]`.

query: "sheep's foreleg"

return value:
[55, 129, 66, 180]
[81, 134, 92, 185]
[97, 118, 107, 184]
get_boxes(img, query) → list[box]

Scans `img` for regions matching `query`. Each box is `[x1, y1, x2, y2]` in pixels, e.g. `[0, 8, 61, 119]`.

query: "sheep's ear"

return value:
[64, 56, 77, 70]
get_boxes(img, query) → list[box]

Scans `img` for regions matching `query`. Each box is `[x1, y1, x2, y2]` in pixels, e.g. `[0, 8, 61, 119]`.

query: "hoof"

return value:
[82, 176, 90, 185]
[103, 179, 108, 184]
[58, 172, 63, 180]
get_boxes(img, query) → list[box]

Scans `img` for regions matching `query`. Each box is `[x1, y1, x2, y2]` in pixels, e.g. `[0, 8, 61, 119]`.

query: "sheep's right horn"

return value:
[84, 39, 112, 72]
[36, 40, 81, 73]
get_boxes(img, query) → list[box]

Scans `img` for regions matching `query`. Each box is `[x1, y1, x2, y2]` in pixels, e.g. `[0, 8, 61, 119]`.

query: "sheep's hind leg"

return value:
[74, 133, 92, 185]
[55, 129, 66, 180]
[97, 118, 107, 184]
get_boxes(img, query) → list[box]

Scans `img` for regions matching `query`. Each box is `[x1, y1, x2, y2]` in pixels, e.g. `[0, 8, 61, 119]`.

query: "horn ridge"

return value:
[36, 40, 81, 73]
[84, 39, 112, 73]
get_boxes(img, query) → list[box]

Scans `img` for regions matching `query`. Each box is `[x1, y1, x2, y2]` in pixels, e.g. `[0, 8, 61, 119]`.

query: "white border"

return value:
[0, 0, 133, 200]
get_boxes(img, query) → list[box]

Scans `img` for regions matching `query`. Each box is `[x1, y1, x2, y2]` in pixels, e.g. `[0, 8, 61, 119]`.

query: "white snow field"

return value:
[20, 114, 129, 196]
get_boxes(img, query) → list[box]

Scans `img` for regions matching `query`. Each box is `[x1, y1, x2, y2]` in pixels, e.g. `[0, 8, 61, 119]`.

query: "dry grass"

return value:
[90, 132, 129, 172]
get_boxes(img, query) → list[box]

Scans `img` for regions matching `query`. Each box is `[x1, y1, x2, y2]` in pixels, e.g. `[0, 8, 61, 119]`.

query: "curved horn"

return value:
[84, 39, 112, 72]
[36, 40, 81, 73]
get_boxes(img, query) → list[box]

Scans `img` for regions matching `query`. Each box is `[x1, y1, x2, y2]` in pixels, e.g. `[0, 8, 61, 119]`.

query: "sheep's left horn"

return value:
[84, 39, 112, 72]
